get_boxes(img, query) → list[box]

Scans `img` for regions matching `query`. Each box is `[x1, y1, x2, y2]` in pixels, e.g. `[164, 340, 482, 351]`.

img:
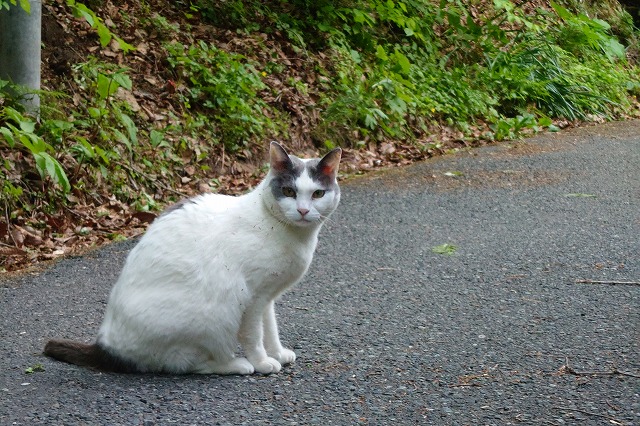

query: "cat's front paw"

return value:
[272, 348, 296, 365]
[251, 357, 282, 374]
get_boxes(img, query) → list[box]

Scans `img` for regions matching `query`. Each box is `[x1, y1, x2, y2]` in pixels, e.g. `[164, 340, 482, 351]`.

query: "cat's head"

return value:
[263, 142, 341, 228]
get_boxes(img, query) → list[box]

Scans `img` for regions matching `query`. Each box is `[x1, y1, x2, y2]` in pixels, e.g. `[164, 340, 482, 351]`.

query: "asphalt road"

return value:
[1, 121, 639, 425]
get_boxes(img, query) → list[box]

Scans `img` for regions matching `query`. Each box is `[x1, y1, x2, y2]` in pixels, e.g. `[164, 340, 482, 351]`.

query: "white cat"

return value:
[44, 142, 341, 375]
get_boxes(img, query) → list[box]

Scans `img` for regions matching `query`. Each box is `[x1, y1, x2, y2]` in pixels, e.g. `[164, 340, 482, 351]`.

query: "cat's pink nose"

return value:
[297, 208, 310, 216]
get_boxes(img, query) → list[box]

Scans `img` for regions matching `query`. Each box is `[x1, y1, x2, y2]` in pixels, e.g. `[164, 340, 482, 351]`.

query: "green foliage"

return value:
[0, 0, 140, 215]
[66, 0, 135, 53]
[551, 2, 625, 61]
[165, 41, 276, 151]
[309, 1, 494, 142]
[432, 243, 458, 255]
[482, 7, 635, 121]
[202, 0, 638, 146]
[0, 104, 71, 193]
[0, 0, 31, 12]
[2, 59, 155, 213]
[24, 363, 45, 374]
[72, 59, 139, 154]
[490, 114, 539, 141]
[486, 39, 612, 120]
[142, 13, 180, 40]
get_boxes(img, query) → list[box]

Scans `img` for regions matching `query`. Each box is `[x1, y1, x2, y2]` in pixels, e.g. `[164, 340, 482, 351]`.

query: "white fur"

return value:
[97, 158, 340, 375]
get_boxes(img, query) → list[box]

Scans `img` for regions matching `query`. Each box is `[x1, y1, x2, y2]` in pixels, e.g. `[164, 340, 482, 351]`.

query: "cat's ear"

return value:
[269, 141, 292, 173]
[317, 147, 342, 179]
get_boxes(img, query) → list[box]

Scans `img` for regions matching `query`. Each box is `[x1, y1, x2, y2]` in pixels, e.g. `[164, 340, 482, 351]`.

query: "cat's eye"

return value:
[312, 190, 325, 199]
[282, 187, 296, 198]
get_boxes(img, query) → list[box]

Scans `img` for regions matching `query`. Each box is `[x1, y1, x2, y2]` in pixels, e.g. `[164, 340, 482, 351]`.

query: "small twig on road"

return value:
[575, 279, 640, 286]
[606, 400, 621, 411]
[566, 366, 640, 378]
[553, 406, 615, 420]
[448, 382, 482, 388]
[559, 358, 640, 379]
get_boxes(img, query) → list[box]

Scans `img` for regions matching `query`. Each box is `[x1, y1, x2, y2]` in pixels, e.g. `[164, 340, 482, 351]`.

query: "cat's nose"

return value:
[297, 208, 310, 216]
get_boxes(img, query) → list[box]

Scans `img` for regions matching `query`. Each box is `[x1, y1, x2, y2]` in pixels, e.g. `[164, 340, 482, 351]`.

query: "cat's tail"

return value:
[44, 339, 139, 373]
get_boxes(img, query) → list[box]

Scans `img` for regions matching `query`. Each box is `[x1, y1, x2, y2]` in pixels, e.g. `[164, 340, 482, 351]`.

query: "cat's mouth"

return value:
[294, 217, 316, 226]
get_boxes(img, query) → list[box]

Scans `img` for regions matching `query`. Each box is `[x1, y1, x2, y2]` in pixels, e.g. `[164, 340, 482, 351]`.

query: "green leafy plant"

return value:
[1, 0, 30, 12]
[166, 41, 276, 151]
[25, 363, 45, 374]
[0, 106, 71, 193]
[490, 114, 539, 141]
[551, 2, 625, 62]
[432, 243, 458, 255]
[66, 0, 135, 53]
[72, 59, 138, 153]
[181, 0, 638, 145]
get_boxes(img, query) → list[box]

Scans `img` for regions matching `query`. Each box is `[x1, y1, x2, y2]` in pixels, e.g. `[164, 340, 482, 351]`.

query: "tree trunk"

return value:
[0, 0, 42, 116]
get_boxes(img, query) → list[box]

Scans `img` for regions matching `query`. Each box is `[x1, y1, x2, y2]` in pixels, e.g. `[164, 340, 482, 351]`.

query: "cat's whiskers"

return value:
[318, 214, 335, 225]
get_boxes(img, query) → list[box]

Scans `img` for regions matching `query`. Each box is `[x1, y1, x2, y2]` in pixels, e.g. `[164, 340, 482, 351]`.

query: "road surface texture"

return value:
[2, 121, 639, 425]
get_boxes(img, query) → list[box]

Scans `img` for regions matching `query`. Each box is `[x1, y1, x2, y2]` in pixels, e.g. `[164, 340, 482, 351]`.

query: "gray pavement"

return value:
[1, 121, 639, 425]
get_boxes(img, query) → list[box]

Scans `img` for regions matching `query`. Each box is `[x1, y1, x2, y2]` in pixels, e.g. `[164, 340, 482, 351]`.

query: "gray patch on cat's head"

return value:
[305, 159, 334, 188]
[288, 155, 306, 176]
[307, 150, 341, 191]
[269, 155, 306, 199]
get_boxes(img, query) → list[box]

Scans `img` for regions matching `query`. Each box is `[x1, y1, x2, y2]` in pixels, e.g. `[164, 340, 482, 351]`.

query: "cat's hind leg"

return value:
[192, 357, 255, 375]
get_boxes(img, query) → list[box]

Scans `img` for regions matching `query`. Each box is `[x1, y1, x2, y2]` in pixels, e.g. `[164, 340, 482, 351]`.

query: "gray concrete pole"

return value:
[0, 0, 42, 116]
